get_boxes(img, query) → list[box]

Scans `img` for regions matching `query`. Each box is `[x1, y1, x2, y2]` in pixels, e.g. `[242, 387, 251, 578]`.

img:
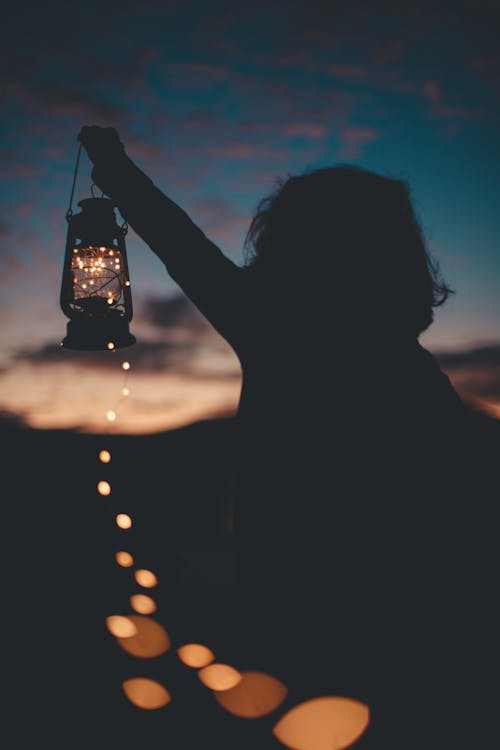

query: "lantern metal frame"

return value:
[60, 144, 136, 350]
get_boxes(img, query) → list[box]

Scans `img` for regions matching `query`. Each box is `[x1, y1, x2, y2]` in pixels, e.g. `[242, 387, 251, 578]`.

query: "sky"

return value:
[1, 0, 499, 433]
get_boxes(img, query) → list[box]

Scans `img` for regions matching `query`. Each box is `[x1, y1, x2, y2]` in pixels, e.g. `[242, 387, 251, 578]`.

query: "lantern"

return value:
[60, 195, 136, 350]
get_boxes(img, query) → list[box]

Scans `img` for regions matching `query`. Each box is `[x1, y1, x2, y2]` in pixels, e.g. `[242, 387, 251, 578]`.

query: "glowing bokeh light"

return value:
[99, 449, 111, 463]
[134, 568, 157, 588]
[122, 677, 171, 710]
[214, 671, 287, 718]
[97, 480, 111, 496]
[116, 513, 132, 529]
[115, 550, 134, 567]
[106, 410, 117, 422]
[107, 341, 115, 350]
[122, 361, 131, 370]
[130, 593, 157, 614]
[115, 615, 171, 658]
[272, 696, 370, 750]
[105, 615, 138, 638]
[198, 663, 242, 691]
[177, 643, 215, 668]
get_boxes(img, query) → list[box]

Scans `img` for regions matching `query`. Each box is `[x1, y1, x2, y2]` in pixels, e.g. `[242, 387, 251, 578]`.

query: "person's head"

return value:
[244, 165, 453, 338]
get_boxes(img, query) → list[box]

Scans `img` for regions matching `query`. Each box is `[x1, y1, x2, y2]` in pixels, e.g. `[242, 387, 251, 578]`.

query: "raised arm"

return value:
[78, 126, 247, 346]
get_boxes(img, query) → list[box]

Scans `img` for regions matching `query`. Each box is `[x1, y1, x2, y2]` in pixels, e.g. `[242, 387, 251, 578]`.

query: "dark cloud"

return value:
[12, 293, 240, 379]
[338, 126, 379, 158]
[14, 337, 199, 373]
[436, 343, 500, 401]
[436, 343, 500, 369]
[0, 219, 12, 239]
[140, 293, 212, 333]
[8, 82, 128, 124]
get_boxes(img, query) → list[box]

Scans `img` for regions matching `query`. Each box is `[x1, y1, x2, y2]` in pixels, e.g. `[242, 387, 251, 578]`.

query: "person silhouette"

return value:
[78, 125, 497, 749]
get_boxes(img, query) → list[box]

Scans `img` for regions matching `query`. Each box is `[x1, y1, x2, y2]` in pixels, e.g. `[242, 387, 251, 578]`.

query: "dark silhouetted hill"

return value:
[3, 408, 499, 749]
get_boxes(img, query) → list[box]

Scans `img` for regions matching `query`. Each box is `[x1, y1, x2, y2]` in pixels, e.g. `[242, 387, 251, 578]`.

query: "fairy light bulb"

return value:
[106, 615, 138, 638]
[116, 513, 132, 529]
[134, 569, 158, 588]
[115, 550, 134, 567]
[97, 480, 111, 496]
[122, 361, 130, 371]
[198, 664, 242, 691]
[177, 643, 216, 668]
[130, 593, 157, 614]
[106, 410, 116, 422]
[99, 450, 111, 463]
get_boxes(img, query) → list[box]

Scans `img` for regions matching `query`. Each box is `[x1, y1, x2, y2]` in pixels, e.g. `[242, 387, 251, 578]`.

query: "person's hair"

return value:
[243, 165, 453, 336]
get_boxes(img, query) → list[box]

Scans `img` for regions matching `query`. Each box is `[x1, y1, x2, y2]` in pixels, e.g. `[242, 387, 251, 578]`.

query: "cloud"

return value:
[422, 80, 442, 105]
[283, 123, 328, 139]
[14, 338, 193, 373]
[422, 80, 486, 122]
[338, 126, 379, 158]
[183, 197, 250, 252]
[12, 291, 240, 381]
[0, 219, 12, 239]
[435, 343, 500, 410]
[163, 62, 232, 87]
[141, 293, 211, 334]
[123, 136, 169, 165]
[13, 331, 240, 381]
[209, 142, 286, 160]
[0, 150, 43, 180]
[434, 105, 485, 121]
[372, 34, 408, 65]
[329, 64, 368, 81]
[7, 81, 128, 124]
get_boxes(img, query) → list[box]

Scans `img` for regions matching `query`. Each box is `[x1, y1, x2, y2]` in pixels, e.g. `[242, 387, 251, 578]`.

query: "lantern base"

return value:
[61, 315, 136, 350]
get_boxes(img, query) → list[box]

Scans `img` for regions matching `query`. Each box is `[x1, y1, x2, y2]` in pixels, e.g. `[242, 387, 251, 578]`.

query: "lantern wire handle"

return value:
[66, 142, 83, 221]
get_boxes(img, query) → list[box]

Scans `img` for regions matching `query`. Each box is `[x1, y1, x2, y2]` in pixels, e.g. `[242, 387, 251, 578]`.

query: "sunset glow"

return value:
[0, 3, 498, 435]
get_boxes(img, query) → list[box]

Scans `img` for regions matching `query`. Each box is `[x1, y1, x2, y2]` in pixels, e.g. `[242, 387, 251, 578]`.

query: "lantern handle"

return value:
[66, 142, 83, 221]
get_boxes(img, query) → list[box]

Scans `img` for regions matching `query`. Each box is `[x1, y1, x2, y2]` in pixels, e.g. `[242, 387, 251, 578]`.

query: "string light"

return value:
[105, 615, 138, 638]
[116, 513, 132, 529]
[177, 643, 215, 668]
[97, 480, 111, 496]
[93, 338, 369, 747]
[198, 663, 242, 691]
[122, 678, 171, 710]
[134, 568, 158, 588]
[115, 550, 134, 567]
[130, 593, 157, 615]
